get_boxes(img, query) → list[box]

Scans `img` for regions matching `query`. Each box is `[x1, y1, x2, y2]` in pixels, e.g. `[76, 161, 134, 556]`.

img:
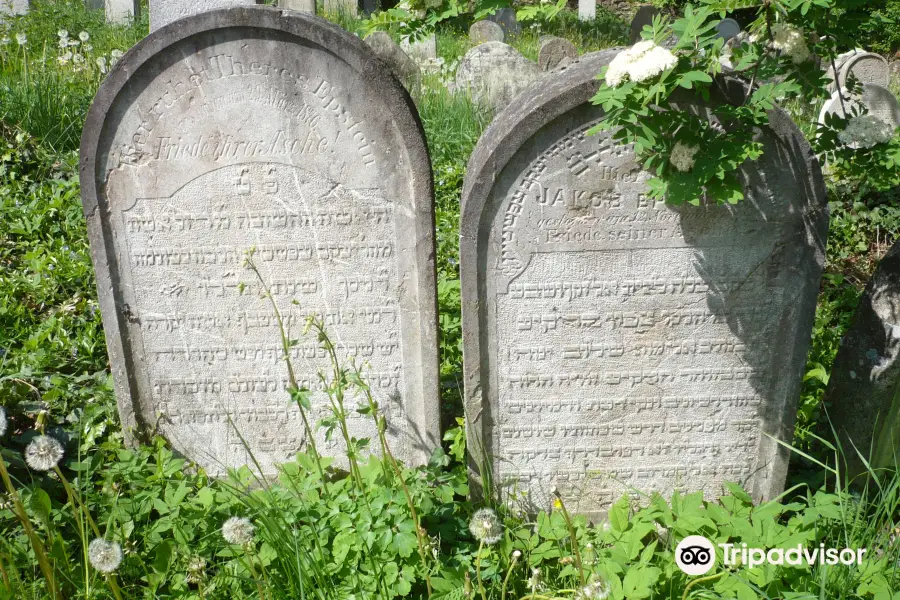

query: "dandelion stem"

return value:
[243, 544, 268, 600]
[0, 455, 60, 600]
[501, 552, 520, 600]
[553, 491, 586, 588]
[475, 540, 488, 600]
[107, 574, 125, 600]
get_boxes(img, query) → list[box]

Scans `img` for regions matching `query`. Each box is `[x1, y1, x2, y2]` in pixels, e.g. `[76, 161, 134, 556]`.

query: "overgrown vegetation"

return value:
[1, 0, 900, 598]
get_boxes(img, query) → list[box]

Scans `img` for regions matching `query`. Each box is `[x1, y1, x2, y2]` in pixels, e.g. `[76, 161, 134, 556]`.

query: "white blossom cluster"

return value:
[669, 141, 700, 172]
[770, 23, 810, 64]
[838, 114, 896, 148]
[605, 40, 678, 87]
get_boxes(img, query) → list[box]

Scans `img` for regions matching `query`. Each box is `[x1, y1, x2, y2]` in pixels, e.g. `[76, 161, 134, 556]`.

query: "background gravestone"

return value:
[824, 241, 900, 481]
[715, 18, 740, 41]
[150, 0, 256, 32]
[818, 84, 900, 131]
[629, 4, 657, 43]
[279, 0, 316, 14]
[460, 51, 828, 518]
[80, 7, 441, 476]
[538, 36, 577, 71]
[456, 42, 541, 111]
[826, 50, 890, 93]
[470, 20, 505, 45]
[85, 0, 103, 10]
[365, 31, 421, 90]
[324, 0, 356, 17]
[105, 0, 138, 24]
[486, 7, 520, 36]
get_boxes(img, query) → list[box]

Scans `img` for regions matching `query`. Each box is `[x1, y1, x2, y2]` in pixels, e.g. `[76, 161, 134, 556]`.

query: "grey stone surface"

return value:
[85, 0, 104, 10]
[578, 0, 595, 22]
[629, 4, 657, 43]
[80, 6, 441, 476]
[280, 0, 316, 13]
[487, 7, 520, 36]
[324, 0, 356, 17]
[824, 241, 900, 481]
[818, 84, 900, 131]
[105, 0, 139, 24]
[715, 18, 740, 41]
[456, 42, 541, 111]
[470, 20, 505, 45]
[826, 50, 890, 93]
[401, 33, 437, 61]
[460, 51, 828, 518]
[0, 0, 28, 18]
[150, 0, 256, 31]
[365, 31, 421, 90]
[538, 36, 576, 72]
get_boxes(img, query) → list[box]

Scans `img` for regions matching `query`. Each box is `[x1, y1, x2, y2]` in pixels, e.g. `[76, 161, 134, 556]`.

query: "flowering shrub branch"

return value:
[590, 1, 900, 205]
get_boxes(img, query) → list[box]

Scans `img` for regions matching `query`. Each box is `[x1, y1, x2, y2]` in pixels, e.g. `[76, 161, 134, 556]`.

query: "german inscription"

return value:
[81, 8, 439, 476]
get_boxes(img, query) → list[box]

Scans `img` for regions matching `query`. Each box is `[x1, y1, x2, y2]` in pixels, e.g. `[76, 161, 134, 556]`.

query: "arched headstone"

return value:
[460, 51, 828, 518]
[80, 7, 441, 476]
[818, 84, 900, 131]
[826, 50, 890, 93]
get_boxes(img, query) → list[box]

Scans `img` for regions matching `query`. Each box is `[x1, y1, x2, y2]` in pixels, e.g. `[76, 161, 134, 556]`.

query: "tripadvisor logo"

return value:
[675, 536, 867, 575]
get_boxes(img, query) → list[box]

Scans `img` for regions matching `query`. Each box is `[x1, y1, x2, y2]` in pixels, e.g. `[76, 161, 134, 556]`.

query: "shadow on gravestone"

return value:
[823, 241, 900, 483]
[460, 52, 828, 519]
[79, 7, 441, 477]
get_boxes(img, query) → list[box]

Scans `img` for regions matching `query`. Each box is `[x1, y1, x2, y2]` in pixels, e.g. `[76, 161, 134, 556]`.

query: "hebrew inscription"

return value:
[81, 9, 439, 476]
[461, 52, 827, 518]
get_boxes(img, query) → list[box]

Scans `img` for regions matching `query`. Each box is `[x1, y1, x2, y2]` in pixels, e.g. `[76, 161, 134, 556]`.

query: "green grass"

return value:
[1, 0, 900, 598]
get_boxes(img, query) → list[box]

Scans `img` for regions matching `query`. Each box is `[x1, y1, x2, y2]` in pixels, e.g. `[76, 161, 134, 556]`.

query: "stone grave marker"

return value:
[401, 33, 437, 61]
[85, 0, 104, 10]
[470, 20, 505, 45]
[365, 31, 421, 90]
[487, 7, 520, 36]
[826, 50, 890, 93]
[824, 240, 900, 481]
[578, 0, 595, 22]
[456, 42, 541, 112]
[80, 7, 441, 476]
[105, 0, 139, 24]
[818, 84, 900, 131]
[629, 4, 657, 44]
[150, 0, 256, 31]
[460, 51, 828, 518]
[715, 18, 740, 41]
[280, 0, 316, 14]
[538, 36, 577, 71]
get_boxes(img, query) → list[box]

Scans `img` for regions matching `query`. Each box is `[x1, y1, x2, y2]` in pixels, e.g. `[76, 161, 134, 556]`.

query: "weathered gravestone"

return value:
[105, 0, 139, 24]
[824, 241, 900, 481]
[460, 51, 828, 518]
[456, 42, 541, 112]
[80, 7, 441, 476]
[486, 7, 520, 36]
[150, 0, 257, 32]
[470, 20, 505, 45]
[538, 36, 577, 72]
[818, 84, 900, 131]
[365, 31, 421, 90]
[401, 33, 437, 61]
[629, 4, 657, 44]
[826, 50, 890, 93]
[715, 18, 740, 42]
[85, 0, 104, 10]
[578, 0, 595, 22]
[279, 0, 316, 12]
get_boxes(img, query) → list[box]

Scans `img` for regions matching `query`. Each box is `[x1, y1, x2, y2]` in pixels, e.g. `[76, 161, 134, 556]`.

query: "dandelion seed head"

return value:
[88, 539, 123, 573]
[25, 435, 63, 471]
[468, 508, 503, 545]
[57, 29, 69, 39]
[15, 33, 27, 46]
[221, 516, 255, 545]
[79, 31, 90, 42]
[0, 406, 7, 437]
[577, 579, 610, 600]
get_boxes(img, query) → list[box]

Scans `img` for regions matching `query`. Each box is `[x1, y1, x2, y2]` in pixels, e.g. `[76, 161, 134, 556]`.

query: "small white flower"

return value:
[58, 38, 68, 49]
[58, 51, 72, 65]
[186, 555, 206, 583]
[838, 114, 895, 148]
[57, 29, 69, 39]
[15, 33, 26, 46]
[512, 550, 522, 559]
[527, 567, 542, 591]
[0, 406, 7, 437]
[669, 141, 700, 172]
[88, 539, 123, 573]
[468, 508, 503, 545]
[84, 44, 93, 52]
[78, 31, 90, 42]
[221, 516, 255, 545]
[25, 435, 64, 471]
